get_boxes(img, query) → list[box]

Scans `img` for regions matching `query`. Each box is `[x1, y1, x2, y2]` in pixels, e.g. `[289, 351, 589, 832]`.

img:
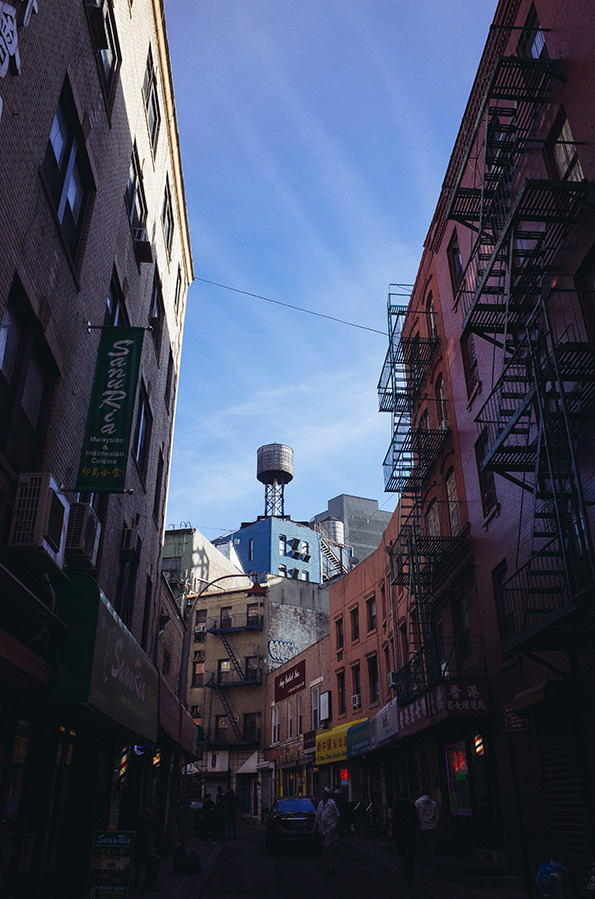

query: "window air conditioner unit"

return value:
[9, 473, 69, 570]
[121, 526, 142, 560]
[388, 671, 398, 689]
[351, 694, 361, 710]
[66, 502, 102, 567]
[132, 227, 153, 264]
[194, 625, 207, 634]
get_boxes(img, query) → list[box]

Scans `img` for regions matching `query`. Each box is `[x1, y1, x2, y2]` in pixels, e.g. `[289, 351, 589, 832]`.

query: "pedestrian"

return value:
[133, 808, 161, 893]
[315, 786, 340, 876]
[393, 791, 418, 882]
[225, 788, 238, 840]
[215, 786, 227, 839]
[414, 789, 439, 876]
[202, 793, 217, 842]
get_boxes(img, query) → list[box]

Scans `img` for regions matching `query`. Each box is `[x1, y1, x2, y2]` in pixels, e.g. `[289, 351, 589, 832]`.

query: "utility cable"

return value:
[196, 277, 387, 335]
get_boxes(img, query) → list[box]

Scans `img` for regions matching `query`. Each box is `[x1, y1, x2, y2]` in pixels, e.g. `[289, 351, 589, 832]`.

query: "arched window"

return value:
[436, 374, 448, 428]
[425, 500, 440, 538]
[426, 291, 438, 339]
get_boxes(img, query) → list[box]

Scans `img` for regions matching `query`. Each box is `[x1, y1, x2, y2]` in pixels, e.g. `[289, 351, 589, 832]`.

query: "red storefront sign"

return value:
[274, 659, 306, 702]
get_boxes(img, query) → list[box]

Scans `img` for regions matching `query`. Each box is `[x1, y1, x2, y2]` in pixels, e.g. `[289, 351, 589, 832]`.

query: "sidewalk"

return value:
[130, 836, 222, 899]
[341, 830, 531, 899]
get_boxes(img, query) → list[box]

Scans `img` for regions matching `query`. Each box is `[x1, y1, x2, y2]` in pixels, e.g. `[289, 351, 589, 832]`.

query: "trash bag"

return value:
[172, 844, 202, 874]
[536, 860, 568, 890]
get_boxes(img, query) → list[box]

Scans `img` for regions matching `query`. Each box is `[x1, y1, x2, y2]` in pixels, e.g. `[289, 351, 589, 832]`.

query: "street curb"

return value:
[190, 843, 223, 899]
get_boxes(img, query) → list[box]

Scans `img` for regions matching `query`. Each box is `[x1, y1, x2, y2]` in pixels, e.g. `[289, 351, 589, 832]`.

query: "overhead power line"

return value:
[196, 277, 387, 336]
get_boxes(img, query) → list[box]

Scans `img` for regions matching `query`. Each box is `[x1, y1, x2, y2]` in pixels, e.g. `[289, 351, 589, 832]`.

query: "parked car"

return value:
[265, 798, 321, 855]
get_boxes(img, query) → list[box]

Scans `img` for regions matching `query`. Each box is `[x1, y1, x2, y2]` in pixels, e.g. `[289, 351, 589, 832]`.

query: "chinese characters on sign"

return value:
[0, 2, 39, 122]
[398, 680, 489, 738]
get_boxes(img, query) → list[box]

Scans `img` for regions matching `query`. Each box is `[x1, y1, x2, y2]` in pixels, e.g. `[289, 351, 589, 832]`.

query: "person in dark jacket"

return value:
[225, 788, 238, 840]
[393, 791, 418, 881]
[134, 808, 161, 892]
[415, 790, 439, 875]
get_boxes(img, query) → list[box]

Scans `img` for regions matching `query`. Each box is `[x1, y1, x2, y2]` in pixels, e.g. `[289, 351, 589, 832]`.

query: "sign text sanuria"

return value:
[76, 327, 144, 493]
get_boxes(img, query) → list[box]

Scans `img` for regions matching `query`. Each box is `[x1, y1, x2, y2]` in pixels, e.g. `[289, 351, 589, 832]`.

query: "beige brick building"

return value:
[0, 2, 193, 895]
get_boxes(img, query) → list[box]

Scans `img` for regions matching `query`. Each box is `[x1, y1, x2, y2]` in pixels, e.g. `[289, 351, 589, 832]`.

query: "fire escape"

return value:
[447, 21, 595, 653]
[204, 609, 263, 746]
[379, 289, 473, 706]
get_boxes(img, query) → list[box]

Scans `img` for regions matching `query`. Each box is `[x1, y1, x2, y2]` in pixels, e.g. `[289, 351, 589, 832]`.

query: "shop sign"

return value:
[316, 719, 366, 765]
[53, 571, 158, 742]
[277, 739, 302, 766]
[370, 697, 399, 749]
[445, 740, 472, 816]
[398, 695, 430, 737]
[433, 679, 489, 718]
[274, 659, 306, 702]
[504, 704, 529, 733]
[0, 1, 38, 123]
[76, 327, 145, 493]
[87, 830, 135, 898]
[302, 729, 316, 754]
[347, 719, 370, 757]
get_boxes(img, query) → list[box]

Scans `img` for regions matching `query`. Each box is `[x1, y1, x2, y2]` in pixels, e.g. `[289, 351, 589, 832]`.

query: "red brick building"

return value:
[332, 0, 595, 891]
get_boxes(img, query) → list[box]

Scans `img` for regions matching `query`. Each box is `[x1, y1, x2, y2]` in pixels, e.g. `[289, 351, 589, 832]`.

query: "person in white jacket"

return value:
[414, 791, 439, 875]
[315, 787, 340, 875]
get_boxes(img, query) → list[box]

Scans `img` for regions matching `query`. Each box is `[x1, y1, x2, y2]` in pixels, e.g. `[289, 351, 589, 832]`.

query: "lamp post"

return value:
[177, 573, 252, 701]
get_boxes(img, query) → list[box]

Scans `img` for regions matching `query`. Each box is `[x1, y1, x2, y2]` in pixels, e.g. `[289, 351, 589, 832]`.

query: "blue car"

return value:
[265, 798, 322, 855]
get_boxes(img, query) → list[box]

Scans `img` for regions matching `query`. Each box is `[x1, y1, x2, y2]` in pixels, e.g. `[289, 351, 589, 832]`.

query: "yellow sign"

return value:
[315, 719, 366, 765]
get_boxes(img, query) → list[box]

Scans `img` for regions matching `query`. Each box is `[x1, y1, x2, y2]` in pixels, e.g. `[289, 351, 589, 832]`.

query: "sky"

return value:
[162, 0, 496, 539]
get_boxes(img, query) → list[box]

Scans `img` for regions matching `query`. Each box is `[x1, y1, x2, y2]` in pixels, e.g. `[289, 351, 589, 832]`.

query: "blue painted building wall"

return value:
[214, 517, 323, 583]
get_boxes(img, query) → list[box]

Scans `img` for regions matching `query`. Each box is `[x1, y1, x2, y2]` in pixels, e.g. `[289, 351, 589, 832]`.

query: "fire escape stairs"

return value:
[217, 633, 246, 683]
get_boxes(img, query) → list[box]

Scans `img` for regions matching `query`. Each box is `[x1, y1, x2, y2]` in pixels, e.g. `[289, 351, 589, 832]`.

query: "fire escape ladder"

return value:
[218, 633, 245, 683]
[320, 537, 348, 577]
[213, 685, 244, 742]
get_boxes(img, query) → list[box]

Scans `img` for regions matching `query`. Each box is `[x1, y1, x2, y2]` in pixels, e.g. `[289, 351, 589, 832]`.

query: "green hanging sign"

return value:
[76, 327, 145, 493]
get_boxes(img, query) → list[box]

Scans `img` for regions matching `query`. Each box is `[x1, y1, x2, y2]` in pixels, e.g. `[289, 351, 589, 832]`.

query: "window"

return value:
[461, 330, 479, 397]
[195, 608, 207, 626]
[87, 0, 121, 101]
[367, 596, 377, 631]
[132, 382, 152, 478]
[301, 570, 309, 582]
[549, 113, 584, 183]
[301, 541, 310, 560]
[125, 145, 148, 238]
[191, 660, 204, 687]
[351, 664, 361, 698]
[271, 706, 280, 744]
[446, 469, 461, 536]
[247, 602, 259, 624]
[454, 595, 471, 661]
[248, 538, 254, 561]
[0, 284, 55, 471]
[350, 606, 359, 642]
[475, 428, 498, 516]
[296, 694, 303, 735]
[493, 559, 514, 645]
[517, 4, 548, 59]
[279, 564, 287, 578]
[447, 231, 464, 295]
[380, 582, 386, 622]
[337, 670, 346, 715]
[436, 374, 448, 428]
[425, 500, 440, 538]
[220, 606, 232, 628]
[149, 269, 164, 357]
[104, 270, 128, 326]
[174, 266, 183, 317]
[164, 348, 175, 411]
[287, 699, 293, 738]
[279, 534, 286, 556]
[367, 655, 379, 703]
[162, 177, 174, 255]
[311, 685, 319, 730]
[215, 714, 228, 742]
[42, 81, 94, 262]
[426, 291, 438, 339]
[244, 712, 257, 742]
[143, 46, 161, 152]
[153, 449, 165, 523]
[335, 617, 344, 650]
[245, 656, 259, 682]
[218, 659, 231, 683]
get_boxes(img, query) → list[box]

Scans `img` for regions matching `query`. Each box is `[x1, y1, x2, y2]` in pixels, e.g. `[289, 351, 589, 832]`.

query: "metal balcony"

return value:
[383, 426, 450, 493]
[208, 612, 263, 632]
[394, 637, 486, 707]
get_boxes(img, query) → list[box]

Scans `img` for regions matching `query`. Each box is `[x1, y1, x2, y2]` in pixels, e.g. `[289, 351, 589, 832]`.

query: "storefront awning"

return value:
[316, 718, 367, 765]
[52, 571, 158, 742]
[236, 751, 259, 775]
[370, 697, 399, 749]
[347, 719, 370, 757]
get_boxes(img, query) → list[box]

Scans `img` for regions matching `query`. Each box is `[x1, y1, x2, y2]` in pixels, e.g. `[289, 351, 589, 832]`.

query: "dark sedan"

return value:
[265, 798, 321, 855]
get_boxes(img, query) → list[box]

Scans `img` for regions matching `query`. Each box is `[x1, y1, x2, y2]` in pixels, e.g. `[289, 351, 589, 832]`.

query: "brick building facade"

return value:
[0, 2, 193, 896]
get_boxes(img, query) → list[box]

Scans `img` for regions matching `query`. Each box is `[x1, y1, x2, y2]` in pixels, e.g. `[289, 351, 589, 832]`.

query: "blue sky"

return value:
[162, 1, 496, 538]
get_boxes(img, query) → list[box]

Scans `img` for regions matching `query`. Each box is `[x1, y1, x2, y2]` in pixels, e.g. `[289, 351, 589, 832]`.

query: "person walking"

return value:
[225, 788, 238, 840]
[415, 789, 439, 876]
[393, 791, 418, 882]
[315, 787, 340, 876]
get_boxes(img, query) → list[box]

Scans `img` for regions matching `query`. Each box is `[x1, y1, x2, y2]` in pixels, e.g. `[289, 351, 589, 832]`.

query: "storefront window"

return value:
[445, 739, 472, 815]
